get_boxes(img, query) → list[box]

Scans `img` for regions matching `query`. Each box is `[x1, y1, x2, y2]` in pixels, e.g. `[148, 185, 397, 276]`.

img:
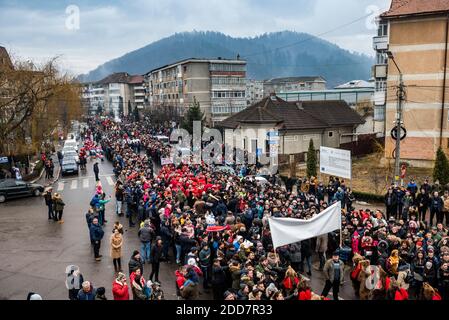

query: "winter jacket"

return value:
[175, 270, 186, 289]
[181, 280, 199, 300]
[430, 196, 443, 211]
[128, 257, 144, 275]
[323, 259, 345, 284]
[132, 281, 148, 300]
[77, 286, 96, 300]
[301, 239, 312, 258]
[110, 234, 123, 259]
[151, 244, 163, 263]
[89, 223, 104, 242]
[112, 280, 129, 300]
[211, 265, 228, 285]
[289, 242, 302, 263]
[53, 198, 65, 212]
[138, 225, 155, 243]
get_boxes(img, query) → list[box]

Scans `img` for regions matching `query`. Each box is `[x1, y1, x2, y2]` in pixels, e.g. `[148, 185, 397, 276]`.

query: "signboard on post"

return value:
[319, 146, 351, 180]
[160, 158, 173, 166]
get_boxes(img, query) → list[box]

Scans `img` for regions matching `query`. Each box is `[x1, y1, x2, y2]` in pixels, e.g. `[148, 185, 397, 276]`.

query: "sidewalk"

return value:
[31, 153, 61, 187]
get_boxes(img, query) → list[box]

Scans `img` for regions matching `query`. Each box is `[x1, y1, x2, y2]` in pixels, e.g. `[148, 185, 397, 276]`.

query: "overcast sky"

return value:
[0, 0, 391, 75]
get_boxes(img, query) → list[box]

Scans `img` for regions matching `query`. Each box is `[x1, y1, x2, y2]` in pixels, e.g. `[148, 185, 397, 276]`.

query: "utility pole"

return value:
[387, 51, 406, 186]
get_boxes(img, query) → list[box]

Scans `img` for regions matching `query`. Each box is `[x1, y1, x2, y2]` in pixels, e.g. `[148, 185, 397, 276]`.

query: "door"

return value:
[13, 180, 30, 196]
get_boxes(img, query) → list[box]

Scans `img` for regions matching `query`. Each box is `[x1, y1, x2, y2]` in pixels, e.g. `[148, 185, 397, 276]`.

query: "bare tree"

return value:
[0, 57, 82, 155]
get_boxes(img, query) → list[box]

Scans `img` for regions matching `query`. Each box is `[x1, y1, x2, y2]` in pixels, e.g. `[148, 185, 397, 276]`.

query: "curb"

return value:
[30, 167, 45, 184]
[46, 165, 61, 187]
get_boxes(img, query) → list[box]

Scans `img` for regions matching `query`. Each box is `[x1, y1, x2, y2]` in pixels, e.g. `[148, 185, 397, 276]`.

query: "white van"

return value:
[64, 139, 79, 152]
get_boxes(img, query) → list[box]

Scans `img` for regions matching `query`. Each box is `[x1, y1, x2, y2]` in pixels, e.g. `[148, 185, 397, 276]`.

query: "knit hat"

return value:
[96, 287, 105, 296]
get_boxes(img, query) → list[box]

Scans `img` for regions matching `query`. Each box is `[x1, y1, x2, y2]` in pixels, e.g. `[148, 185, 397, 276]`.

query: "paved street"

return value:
[0, 155, 363, 300]
[0, 159, 186, 300]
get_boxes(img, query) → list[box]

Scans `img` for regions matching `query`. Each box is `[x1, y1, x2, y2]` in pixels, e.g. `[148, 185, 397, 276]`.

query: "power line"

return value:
[241, 11, 381, 59]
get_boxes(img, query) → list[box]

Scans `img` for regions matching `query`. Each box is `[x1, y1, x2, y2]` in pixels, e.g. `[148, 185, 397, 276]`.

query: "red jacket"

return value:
[394, 288, 409, 300]
[175, 270, 186, 289]
[112, 280, 129, 300]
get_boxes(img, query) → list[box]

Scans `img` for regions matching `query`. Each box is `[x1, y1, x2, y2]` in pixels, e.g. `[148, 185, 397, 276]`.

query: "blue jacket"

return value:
[77, 286, 96, 300]
[89, 223, 104, 242]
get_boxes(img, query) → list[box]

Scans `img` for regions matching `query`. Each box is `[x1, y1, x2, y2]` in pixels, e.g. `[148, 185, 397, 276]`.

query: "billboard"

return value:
[319, 146, 351, 179]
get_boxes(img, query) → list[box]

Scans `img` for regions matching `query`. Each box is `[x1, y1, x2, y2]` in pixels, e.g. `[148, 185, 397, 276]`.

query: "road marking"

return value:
[70, 180, 78, 190]
[106, 176, 114, 186]
[83, 178, 89, 189]
[57, 182, 64, 191]
[60, 174, 115, 182]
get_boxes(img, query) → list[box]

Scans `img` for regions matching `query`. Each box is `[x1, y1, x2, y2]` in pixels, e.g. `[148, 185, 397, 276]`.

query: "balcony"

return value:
[374, 91, 386, 106]
[373, 36, 388, 51]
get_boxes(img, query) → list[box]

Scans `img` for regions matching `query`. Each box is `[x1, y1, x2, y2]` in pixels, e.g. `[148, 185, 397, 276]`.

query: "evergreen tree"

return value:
[133, 105, 140, 122]
[127, 100, 132, 117]
[181, 97, 204, 134]
[118, 97, 124, 117]
[96, 103, 103, 115]
[433, 147, 449, 185]
[306, 139, 317, 178]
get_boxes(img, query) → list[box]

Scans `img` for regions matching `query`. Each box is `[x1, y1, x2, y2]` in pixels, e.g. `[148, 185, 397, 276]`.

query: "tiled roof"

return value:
[381, 0, 449, 18]
[96, 72, 132, 84]
[129, 75, 144, 84]
[217, 96, 364, 130]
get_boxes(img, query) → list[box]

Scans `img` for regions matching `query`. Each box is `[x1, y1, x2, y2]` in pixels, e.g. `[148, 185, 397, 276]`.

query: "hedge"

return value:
[352, 191, 384, 203]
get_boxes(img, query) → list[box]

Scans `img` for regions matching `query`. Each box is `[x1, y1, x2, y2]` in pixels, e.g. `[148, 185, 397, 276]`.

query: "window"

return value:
[378, 23, 388, 37]
[328, 131, 334, 138]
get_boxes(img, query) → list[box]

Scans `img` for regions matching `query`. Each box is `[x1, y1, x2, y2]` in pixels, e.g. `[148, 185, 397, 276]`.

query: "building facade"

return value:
[83, 72, 145, 117]
[263, 76, 327, 95]
[246, 79, 264, 106]
[217, 95, 364, 158]
[144, 58, 247, 125]
[378, 0, 449, 166]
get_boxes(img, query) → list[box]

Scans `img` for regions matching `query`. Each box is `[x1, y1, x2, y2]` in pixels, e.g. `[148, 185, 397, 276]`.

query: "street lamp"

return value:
[386, 50, 406, 186]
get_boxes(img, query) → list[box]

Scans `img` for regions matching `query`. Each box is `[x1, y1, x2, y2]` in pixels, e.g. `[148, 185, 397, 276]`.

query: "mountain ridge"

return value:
[78, 30, 374, 88]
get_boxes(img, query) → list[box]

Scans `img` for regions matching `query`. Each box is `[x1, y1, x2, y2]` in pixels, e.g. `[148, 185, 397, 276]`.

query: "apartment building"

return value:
[246, 79, 265, 105]
[144, 58, 247, 124]
[263, 76, 327, 95]
[377, 0, 449, 166]
[83, 72, 145, 117]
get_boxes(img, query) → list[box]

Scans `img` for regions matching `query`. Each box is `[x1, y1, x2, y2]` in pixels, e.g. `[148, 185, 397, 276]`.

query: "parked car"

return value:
[61, 159, 79, 176]
[63, 150, 79, 163]
[0, 179, 45, 203]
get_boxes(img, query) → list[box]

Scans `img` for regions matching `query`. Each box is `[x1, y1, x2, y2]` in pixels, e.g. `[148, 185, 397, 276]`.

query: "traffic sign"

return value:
[391, 126, 407, 141]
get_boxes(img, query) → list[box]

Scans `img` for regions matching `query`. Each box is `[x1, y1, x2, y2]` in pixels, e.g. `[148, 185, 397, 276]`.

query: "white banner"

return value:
[160, 158, 173, 166]
[268, 202, 341, 249]
[320, 146, 351, 179]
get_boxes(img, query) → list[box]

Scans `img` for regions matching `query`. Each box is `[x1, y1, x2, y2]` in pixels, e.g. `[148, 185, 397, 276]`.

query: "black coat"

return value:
[151, 244, 163, 263]
[211, 265, 228, 285]
[128, 257, 144, 275]
[301, 239, 312, 258]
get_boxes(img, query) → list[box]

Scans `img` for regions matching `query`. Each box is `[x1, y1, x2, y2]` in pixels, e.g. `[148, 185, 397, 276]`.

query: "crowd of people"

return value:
[54, 116, 449, 301]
